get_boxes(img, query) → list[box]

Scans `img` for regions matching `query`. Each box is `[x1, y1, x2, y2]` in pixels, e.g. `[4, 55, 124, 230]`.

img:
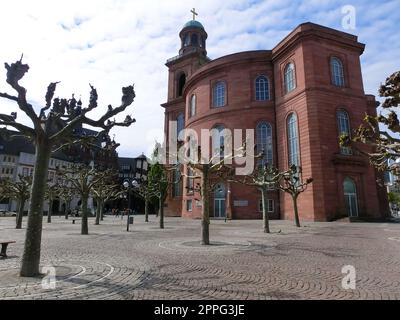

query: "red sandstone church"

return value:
[162, 16, 389, 222]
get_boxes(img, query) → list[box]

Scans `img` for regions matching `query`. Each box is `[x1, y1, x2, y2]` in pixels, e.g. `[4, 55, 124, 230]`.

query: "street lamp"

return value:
[123, 178, 140, 232]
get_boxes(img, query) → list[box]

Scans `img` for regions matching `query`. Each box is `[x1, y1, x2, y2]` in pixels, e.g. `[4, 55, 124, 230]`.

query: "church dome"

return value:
[182, 20, 204, 30]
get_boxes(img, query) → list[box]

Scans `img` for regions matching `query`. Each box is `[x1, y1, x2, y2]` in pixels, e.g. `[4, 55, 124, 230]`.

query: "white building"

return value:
[0, 133, 97, 215]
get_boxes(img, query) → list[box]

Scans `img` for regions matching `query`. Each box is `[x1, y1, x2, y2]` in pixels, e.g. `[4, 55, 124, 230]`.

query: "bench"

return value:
[0, 241, 16, 258]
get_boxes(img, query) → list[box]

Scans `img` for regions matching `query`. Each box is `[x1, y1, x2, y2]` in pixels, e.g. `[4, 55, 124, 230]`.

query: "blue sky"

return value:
[0, 0, 399, 157]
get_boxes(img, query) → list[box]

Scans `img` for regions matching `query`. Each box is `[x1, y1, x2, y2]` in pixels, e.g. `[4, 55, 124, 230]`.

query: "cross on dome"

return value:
[190, 8, 198, 20]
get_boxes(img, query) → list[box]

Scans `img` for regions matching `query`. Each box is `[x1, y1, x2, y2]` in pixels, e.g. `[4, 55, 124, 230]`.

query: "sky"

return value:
[0, 0, 399, 158]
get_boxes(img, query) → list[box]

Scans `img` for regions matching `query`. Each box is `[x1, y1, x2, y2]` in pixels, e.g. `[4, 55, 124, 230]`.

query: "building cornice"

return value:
[183, 50, 272, 96]
[272, 22, 365, 61]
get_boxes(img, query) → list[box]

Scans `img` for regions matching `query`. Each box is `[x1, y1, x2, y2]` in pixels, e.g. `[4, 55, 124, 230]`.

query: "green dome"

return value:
[183, 20, 204, 30]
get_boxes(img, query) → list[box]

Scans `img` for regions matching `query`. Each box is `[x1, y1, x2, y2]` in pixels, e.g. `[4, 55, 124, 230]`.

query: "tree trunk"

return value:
[81, 196, 89, 235]
[159, 195, 164, 229]
[95, 199, 101, 225]
[201, 167, 210, 245]
[293, 194, 301, 228]
[261, 188, 270, 233]
[145, 197, 149, 222]
[100, 203, 104, 221]
[20, 142, 52, 277]
[47, 199, 53, 223]
[16, 198, 26, 230]
[65, 200, 70, 219]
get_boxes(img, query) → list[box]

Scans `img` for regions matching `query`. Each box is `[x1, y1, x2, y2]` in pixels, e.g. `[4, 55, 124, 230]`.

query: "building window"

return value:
[22, 167, 29, 177]
[344, 177, 358, 217]
[258, 199, 274, 212]
[337, 109, 352, 155]
[177, 113, 185, 141]
[177, 73, 186, 97]
[211, 125, 225, 159]
[186, 167, 194, 194]
[184, 34, 190, 46]
[331, 57, 345, 87]
[186, 200, 193, 212]
[256, 122, 273, 167]
[284, 63, 296, 93]
[255, 76, 270, 101]
[189, 94, 196, 118]
[213, 81, 226, 107]
[191, 34, 198, 46]
[173, 165, 182, 197]
[287, 113, 300, 166]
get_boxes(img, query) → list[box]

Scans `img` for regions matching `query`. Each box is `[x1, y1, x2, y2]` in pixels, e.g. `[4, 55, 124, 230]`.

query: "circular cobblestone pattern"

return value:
[0, 216, 399, 300]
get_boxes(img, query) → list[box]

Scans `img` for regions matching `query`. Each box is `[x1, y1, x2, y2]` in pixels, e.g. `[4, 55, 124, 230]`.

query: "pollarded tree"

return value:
[229, 165, 281, 234]
[341, 71, 400, 175]
[58, 164, 108, 234]
[0, 175, 32, 229]
[181, 141, 245, 246]
[44, 183, 60, 224]
[135, 178, 156, 223]
[148, 159, 169, 229]
[276, 165, 313, 228]
[92, 170, 123, 225]
[0, 57, 136, 276]
[58, 183, 75, 220]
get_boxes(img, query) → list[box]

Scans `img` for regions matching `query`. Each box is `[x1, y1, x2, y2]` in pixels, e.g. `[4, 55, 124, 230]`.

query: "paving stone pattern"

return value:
[0, 216, 399, 300]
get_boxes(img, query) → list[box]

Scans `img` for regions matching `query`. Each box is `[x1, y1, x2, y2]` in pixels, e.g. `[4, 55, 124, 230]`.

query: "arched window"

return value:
[191, 34, 198, 46]
[184, 34, 190, 46]
[255, 76, 270, 101]
[284, 63, 296, 93]
[331, 57, 345, 87]
[200, 36, 205, 48]
[337, 109, 352, 155]
[213, 81, 226, 107]
[177, 73, 186, 97]
[176, 113, 184, 141]
[173, 165, 182, 197]
[186, 167, 194, 194]
[343, 177, 358, 217]
[256, 122, 273, 167]
[211, 125, 225, 158]
[287, 113, 299, 166]
[189, 94, 196, 118]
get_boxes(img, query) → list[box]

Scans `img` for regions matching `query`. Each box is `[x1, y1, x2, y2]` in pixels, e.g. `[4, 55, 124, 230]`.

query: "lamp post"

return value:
[123, 179, 139, 232]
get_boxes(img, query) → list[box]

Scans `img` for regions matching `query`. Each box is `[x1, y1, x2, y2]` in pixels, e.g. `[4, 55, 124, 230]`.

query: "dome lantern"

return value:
[179, 8, 208, 56]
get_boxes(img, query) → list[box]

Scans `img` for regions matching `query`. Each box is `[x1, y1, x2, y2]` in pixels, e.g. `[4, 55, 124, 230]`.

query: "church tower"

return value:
[162, 9, 210, 217]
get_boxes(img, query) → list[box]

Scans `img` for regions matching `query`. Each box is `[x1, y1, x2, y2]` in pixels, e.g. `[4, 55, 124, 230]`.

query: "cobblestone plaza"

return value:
[1, 216, 399, 300]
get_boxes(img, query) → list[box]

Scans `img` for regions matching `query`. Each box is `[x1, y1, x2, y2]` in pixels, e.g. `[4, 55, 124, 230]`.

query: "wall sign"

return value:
[234, 200, 248, 207]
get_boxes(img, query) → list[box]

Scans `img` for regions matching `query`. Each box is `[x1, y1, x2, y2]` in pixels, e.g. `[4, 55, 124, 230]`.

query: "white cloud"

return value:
[0, 0, 398, 157]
